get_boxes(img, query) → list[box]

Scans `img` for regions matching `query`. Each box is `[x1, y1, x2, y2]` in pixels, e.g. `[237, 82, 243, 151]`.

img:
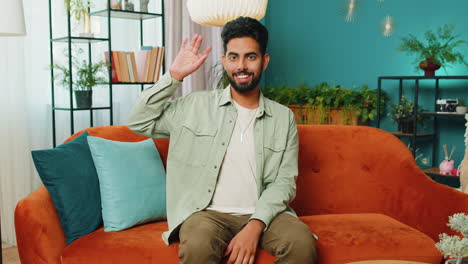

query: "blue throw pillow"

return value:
[87, 136, 166, 232]
[31, 132, 102, 245]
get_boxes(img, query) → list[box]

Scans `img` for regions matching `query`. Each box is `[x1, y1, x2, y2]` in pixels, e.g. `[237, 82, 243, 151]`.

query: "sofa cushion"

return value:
[61, 213, 441, 264]
[87, 137, 167, 232]
[31, 131, 102, 245]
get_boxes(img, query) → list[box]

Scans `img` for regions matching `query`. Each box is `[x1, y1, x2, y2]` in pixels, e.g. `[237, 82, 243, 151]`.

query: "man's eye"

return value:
[248, 56, 256, 60]
[229, 56, 237, 61]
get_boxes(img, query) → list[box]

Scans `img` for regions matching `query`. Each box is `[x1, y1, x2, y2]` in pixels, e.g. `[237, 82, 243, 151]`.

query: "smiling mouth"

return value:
[234, 72, 253, 84]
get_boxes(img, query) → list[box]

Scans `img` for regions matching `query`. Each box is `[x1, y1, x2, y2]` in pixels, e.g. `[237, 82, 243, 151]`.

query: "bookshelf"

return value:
[48, 0, 165, 147]
[376, 76, 468, 188]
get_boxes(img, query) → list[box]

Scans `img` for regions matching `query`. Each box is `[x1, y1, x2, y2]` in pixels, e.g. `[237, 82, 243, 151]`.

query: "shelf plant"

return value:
[64, 0, 93, 37]
[388, 96, 428, 133]
[396, 24, 468, 76]
[52, 48, 108, 108]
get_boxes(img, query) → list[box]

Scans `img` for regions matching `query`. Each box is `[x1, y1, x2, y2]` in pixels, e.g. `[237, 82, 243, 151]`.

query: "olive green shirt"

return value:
[128, 72, 299, 245]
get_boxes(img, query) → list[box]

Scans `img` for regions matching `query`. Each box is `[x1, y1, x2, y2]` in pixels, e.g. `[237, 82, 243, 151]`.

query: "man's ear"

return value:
[262, 53, 270, 71]
[221, 54, 227, 68]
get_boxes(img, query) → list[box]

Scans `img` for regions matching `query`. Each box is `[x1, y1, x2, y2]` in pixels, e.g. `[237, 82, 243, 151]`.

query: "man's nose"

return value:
[236, 58, 248, 71]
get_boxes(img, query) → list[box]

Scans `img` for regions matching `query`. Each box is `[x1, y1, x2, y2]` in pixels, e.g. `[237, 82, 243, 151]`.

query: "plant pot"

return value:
[75, 90, 93, 108]
[456, 106, 467, 114]
[140, 0, 149, 12]
[419, 58, 441, 77]
[400, 119, 414, 133]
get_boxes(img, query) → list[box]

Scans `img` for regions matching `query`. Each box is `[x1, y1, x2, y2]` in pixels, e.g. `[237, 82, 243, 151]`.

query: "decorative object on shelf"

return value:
[140, 0, 149, 12]
[65, 0, 94, 37]
[0, 0, 26, 36]
[344, 0, 357, 23]
[437, 99, 460, 113]
[120, 0, 134, 11]
[457, 100, 467, 115]
[381, 15, 394, 37]
[396, 24, 468, 76]
[52, 48, 108, 108]
[388, 96, 428, 133]
[461, 114, 468, 193]
[435, 213, 468, 264]
[440, 145, 456, 175]
[263, 82, 388, 125]
[186, 0, 268, 26]
[110, 0, 121, 9]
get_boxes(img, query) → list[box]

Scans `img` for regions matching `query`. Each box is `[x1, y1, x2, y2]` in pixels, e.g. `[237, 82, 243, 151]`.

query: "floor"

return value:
[2, 246, 20, 264]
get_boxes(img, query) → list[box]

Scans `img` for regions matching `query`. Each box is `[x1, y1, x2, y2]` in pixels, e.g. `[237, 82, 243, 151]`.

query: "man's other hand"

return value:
[169, 34, 212, 82]
[224, 219, 265, 264]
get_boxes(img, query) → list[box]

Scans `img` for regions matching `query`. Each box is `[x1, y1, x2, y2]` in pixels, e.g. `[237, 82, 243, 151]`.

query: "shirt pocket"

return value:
[263, 138, 286, 184]
[173, 120, 218, 167]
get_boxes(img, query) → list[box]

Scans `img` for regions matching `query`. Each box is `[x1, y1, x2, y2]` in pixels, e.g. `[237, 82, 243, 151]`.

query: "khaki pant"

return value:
[178, 210, 317, 264]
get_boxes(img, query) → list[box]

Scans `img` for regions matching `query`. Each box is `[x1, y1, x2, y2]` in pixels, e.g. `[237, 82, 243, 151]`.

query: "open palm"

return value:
[170, 34, 212, 81]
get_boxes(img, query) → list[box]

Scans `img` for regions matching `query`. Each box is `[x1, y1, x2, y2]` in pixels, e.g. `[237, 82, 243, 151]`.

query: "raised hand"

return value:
[169, 34, 212, 82]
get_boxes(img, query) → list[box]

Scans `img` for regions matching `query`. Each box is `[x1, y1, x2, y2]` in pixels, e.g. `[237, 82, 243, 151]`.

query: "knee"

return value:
[279, 232, 318, 264]
[178, 219, 227, 264]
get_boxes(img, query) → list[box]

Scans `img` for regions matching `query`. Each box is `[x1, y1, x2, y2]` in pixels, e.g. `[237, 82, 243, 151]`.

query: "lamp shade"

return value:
[0, 0, 26, 36]
[186, 0, 268, 27]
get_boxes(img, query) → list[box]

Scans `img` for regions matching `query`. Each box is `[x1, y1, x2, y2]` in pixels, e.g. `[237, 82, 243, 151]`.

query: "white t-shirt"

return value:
[206, 100, 258, 215]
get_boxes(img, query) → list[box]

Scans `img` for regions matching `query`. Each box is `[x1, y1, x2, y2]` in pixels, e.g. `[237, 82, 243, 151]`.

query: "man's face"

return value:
[222, 37, 270, 94]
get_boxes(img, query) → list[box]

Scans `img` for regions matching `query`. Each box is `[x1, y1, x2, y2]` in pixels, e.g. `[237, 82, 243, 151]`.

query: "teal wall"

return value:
[264, 0, 468, 168]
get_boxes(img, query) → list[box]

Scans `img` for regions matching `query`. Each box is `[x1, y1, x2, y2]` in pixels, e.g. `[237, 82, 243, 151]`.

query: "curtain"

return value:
[165, 0, 223, 97]
[1, 0, 222, 246]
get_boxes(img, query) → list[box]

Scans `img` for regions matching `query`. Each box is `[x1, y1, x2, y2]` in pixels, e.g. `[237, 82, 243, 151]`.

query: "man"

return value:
[128, 17, 317, 264]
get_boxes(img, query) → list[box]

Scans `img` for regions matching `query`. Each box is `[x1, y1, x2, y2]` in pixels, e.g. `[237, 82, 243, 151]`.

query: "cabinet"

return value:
[48, 0, 164, 147]
[376, 76, 468, 188]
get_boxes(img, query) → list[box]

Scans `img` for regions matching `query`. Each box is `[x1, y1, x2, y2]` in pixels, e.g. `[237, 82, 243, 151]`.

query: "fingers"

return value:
[193, 34, 203, 53]
[189, 34, 198, 51]
[179, 38, 188, 52]
[248, 255, 255, 264]
[224, 242, 233, 257]
[193, 46, 212, 69]
[228, 247, 240, 264]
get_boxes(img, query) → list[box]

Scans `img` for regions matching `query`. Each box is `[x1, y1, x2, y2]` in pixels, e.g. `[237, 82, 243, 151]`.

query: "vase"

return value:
[75, 90, 93, 108]
[78, 14, 94, 38]
[400, 119, 414, 133]
[419, 58, 441, 77]
[140, 0, 149, 12]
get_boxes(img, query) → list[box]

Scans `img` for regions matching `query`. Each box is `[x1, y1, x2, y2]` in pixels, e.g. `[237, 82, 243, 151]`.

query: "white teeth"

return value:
[237, 75, 249, 79]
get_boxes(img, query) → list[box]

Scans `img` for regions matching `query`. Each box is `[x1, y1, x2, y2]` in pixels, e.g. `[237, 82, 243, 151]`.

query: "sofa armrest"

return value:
[15, 185, 66, 264]
[381, 158, 468, 241]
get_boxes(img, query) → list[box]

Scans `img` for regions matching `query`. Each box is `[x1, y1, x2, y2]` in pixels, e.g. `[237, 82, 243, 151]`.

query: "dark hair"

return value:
[221, 16, 269, 55]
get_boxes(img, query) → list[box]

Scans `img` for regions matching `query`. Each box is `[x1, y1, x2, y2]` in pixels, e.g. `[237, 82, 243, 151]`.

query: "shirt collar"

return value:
[218, 86, 272, 117]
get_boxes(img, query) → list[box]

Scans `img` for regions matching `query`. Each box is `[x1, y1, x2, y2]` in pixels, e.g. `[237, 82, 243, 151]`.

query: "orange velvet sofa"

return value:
[15, 125, 468, 264]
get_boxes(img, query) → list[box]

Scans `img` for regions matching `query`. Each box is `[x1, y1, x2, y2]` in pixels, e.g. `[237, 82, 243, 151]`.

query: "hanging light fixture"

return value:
[344, 0, 357, 23]
[0, 0, 26, 36]
[186, 0, 268, 27]
[381, 15, 395, 37]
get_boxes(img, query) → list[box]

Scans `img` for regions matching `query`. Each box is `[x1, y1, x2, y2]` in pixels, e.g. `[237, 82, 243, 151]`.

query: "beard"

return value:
[227, 70, 262, 94]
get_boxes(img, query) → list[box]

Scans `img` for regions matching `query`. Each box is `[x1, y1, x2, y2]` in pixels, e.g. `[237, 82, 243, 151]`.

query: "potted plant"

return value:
[435, 213, 468, 264]
[457, 100, 467, 114]
[396, 24, 468, 77]
[64, 0, 93, 37]
[52, 49, 108, 108]
[262, 82, 387, 125]
[388, 96, 428, 133]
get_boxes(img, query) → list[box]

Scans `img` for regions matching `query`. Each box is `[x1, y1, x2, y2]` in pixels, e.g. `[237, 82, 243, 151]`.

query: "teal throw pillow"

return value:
[31, 132, 102, 245]
[87, 136, 166, 232]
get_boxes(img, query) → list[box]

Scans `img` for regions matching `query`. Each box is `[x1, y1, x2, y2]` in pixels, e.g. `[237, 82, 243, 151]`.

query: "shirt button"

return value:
[208, 189, 212, 193]
[222, 142, 225, 146]
[196, 207, 200, 210]
[214, 165, 217, 169]
[229, 120, 233, 123]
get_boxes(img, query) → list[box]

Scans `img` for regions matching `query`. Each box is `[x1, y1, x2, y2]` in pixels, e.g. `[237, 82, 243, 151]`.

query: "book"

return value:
[147, 47, 159, 82]
[126, 52, 135, 82]
[104, 51, 118, 83]
[135, 49, 149, 83]
[112, 51, 122, 83]
[154, 46, 165, 82]
[130, 52, 139, 83]
[118, 51, 130, 82]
